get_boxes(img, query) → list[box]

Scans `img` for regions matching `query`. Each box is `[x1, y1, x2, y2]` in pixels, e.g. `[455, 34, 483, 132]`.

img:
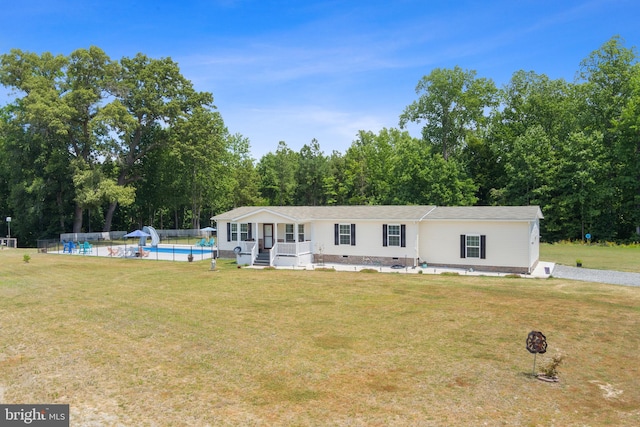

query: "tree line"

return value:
[1, 36, 638, 246]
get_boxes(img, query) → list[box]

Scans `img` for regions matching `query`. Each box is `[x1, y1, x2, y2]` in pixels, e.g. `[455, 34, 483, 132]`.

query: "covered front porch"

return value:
[232, 221, 313, 267]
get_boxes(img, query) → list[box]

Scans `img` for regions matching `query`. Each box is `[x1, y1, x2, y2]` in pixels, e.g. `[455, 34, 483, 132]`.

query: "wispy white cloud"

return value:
[221, 104, 400, 157]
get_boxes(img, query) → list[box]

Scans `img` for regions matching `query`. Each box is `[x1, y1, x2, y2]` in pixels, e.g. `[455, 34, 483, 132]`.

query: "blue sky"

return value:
[1, 0, 638, 158]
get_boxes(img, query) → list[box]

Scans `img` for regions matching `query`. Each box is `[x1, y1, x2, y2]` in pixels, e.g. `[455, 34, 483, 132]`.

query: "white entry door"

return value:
[264, 224, 274, 249]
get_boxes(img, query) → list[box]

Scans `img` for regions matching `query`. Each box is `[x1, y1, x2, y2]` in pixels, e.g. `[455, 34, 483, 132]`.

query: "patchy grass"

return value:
[541, 242, 640, 272]
[1, 249, 639, 425]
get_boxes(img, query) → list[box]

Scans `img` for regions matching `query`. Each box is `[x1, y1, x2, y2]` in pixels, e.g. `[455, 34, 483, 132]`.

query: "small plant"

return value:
[23, 254, 31, 263]
[576, 259, 583, 267]
[540, 354, 563, 378]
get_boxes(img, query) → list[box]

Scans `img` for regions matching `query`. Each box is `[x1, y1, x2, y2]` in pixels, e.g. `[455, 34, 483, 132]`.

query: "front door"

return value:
[263, 224, 274, 249]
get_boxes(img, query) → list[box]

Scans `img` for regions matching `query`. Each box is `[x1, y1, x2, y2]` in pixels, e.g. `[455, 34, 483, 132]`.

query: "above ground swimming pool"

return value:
[147, 245, 216, 255]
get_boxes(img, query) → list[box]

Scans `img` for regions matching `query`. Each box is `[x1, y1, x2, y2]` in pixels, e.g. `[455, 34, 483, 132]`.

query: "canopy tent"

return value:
[200, 226, 216, 237]
[124, 230, 151, 238]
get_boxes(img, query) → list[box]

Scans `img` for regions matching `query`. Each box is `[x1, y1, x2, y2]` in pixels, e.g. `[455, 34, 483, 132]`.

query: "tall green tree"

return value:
[224, 133, 264, 209]
[295, 139, 328, 206]
[340, 130, 396, 204]
[167, 107, 228, 229]
[577, 35, 638, 239]
[613, 62, 640, 238]
[390, 133, 477, 206]
[0, 105, 74, 243]
[502, 125, 555, 207]
[322, 151, 348, 205]
[0, 47, 124, 233]
[550, 131, 609, 241]
[497, 70, 577, 143]
[399, 66, 498, 160]
[100, 53, 215, 231]
[258, 141, 299, 206]
[578, 35, 637, 145]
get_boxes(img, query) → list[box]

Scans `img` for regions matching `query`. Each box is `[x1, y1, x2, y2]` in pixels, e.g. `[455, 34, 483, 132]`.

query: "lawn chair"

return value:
[126, 247, 137, 258]
[196, 238, 207, 247]
[107, 247, 121, 257]
[80, 241, 93, 254]
[66, 241, 77, 254]
[139, 246, 150, 257]
[206, 237, 215, 247]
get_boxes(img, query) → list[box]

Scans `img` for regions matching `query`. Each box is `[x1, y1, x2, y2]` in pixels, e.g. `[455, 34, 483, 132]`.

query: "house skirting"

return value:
[315, 254, 414, 268]
[218, 250, 237, 259]
[220, 251, 537, 275]
[317, 255, 535, 275]
[425, 262, 532, 275]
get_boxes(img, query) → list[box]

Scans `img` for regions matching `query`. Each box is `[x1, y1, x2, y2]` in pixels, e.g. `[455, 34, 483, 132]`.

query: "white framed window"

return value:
[387, 224, 401, 246]
[230, 223, 238, 241]
[383, 224, 406, 247]
[229, 223, 250, 241]
[466, 234, 481, 258]
[339, 224, 351, 245]
[335, 223, 355, 246]
[285, 224, 295, 242]
[240, 223, 249, 241]
[298, 224, 305, 242]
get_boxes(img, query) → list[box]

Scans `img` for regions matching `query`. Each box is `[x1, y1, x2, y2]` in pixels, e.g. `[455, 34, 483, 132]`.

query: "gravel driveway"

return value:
[552, 265, 640, 287]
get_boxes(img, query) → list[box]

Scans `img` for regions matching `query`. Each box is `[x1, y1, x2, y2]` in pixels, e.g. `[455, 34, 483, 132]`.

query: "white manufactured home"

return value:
[212, 205, 543, 274]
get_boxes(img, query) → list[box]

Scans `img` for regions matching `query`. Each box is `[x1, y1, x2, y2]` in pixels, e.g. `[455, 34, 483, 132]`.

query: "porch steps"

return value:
[254, 251, 271, 266]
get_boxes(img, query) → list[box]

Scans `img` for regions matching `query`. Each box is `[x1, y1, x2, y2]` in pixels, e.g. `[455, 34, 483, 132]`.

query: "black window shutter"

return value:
[351, 224, 356, 246]
[382, 224, 388, 247]
[460, 234, 466, 258]
[247, 223, 252, 240]
[401, 224, 406, 247]
[227, 223, 231, 242]
[334, 224, 339, 245]
[480, 235, 486, 259]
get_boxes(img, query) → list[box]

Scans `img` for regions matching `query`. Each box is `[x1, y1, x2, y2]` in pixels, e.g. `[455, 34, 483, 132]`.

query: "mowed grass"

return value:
[1, 249, 639, 425]
[541, 242, 640, 272]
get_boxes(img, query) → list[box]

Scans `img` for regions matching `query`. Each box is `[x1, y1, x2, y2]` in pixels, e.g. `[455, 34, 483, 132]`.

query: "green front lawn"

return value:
[1, 249, 639, 425]
[541, 242, 640, 272]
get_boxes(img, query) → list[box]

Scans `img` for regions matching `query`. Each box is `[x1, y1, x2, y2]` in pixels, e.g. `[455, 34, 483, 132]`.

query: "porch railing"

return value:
[277, 241, 312, 256]
[270, 243, 277, 265]
[251, 242, 258, 263]
[240, 241, 256, 254]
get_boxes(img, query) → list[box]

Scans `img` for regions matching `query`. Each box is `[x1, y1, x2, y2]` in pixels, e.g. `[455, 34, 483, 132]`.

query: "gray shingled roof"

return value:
[213, 205, 437, 221]
[425, 206, 543, 220]
[212, 205, 542, 222]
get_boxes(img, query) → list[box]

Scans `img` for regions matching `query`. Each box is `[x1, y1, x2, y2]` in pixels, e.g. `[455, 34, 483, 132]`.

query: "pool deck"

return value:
[52, 244, 216, 262]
